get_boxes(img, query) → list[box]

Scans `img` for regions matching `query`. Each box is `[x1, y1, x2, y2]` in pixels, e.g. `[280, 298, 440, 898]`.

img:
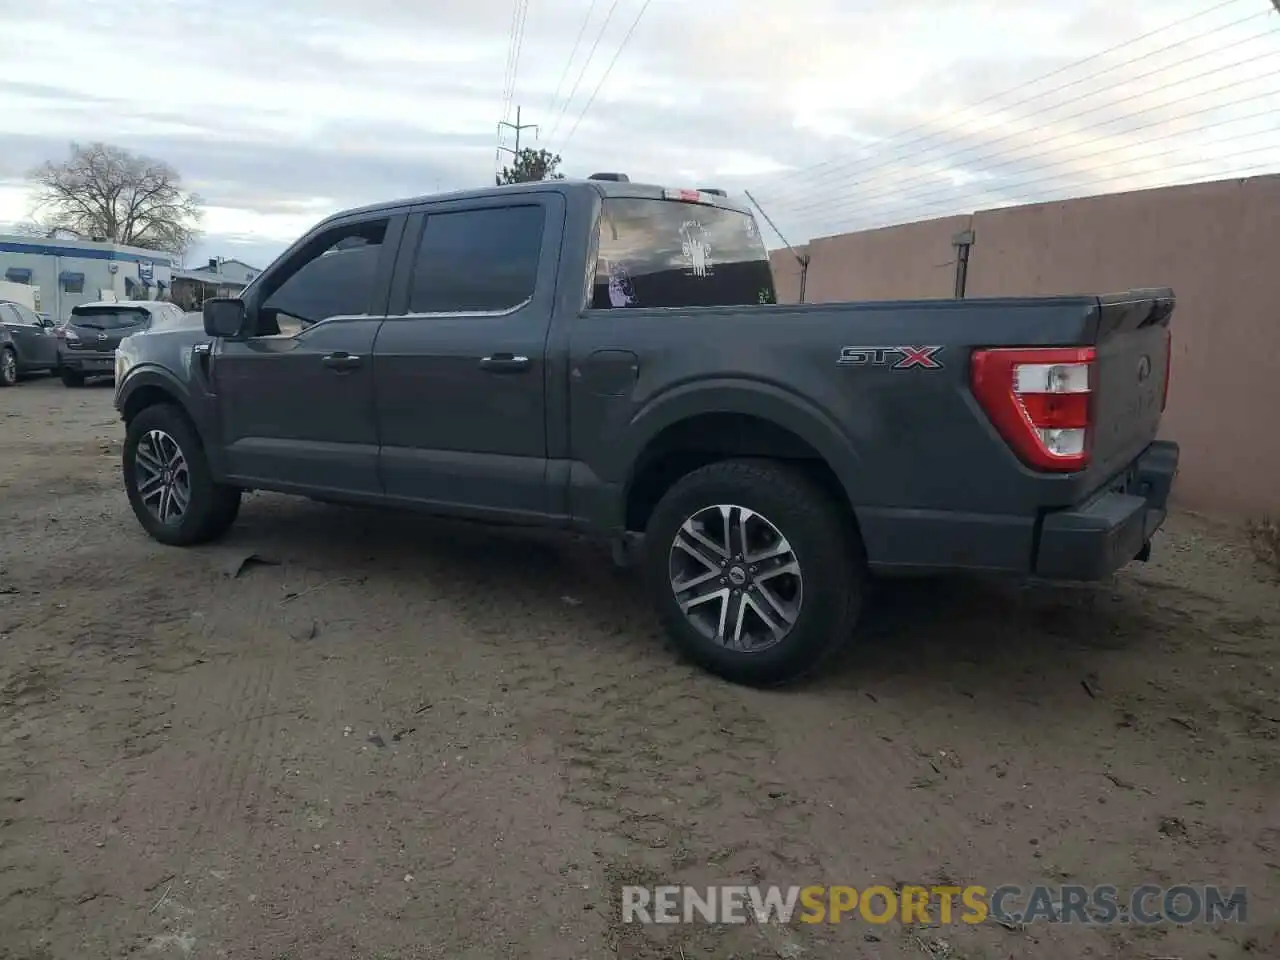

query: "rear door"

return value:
[566, 193, 776, 521]
[373, 193, 563, 518]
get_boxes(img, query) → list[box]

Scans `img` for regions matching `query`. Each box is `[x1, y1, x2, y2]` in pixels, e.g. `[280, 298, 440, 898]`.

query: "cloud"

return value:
[1, 0, 1278, 268]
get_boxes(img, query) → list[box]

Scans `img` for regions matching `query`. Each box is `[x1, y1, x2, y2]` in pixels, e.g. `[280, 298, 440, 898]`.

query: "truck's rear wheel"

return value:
[123, 404, 241, 546]
[643, 459, 863, 686]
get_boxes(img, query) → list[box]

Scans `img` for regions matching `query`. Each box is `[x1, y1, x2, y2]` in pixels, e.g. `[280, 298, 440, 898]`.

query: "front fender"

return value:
[114, 363, 197, 421]
[617, 377, 865, 503]
[115, 362, 230, 480]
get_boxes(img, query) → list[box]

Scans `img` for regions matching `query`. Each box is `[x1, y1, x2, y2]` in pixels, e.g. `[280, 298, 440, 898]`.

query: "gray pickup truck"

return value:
[114, 175, 1178, 685]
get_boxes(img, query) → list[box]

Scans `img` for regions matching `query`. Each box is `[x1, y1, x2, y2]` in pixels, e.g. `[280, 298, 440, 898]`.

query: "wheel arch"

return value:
[621, 382, 863, 535]
[118, 367, 198, 427]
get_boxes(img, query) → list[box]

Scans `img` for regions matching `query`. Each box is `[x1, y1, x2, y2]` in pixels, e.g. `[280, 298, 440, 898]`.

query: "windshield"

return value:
[592, 197, 775, 310]
[70, 308, 150, 330]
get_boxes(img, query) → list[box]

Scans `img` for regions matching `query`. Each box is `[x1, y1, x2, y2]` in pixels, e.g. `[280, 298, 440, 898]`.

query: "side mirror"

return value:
[203, 298, 247, 338]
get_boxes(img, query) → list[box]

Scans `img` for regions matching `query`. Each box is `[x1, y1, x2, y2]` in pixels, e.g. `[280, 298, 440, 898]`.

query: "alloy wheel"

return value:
[668, 503, 803, 652]
[134, 429, 191, 525]
[0, 350, 15, 385]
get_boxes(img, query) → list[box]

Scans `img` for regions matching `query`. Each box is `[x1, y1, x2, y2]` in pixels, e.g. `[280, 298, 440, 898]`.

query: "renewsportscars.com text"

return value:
[621, 884, 1248, 926]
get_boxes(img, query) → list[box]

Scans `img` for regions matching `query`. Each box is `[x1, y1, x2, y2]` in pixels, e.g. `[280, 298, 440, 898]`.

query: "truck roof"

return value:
[323, 178, 753, 228]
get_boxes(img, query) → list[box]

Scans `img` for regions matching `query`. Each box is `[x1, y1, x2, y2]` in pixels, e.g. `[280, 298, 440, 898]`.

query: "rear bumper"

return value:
[60, 351, 115, 373]
[1033, 440, 1179, 581]
[859, 440, 1179, 580]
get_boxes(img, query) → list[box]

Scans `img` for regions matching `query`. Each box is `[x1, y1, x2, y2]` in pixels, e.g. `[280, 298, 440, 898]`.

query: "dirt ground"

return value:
[1, 376, 1277, 960]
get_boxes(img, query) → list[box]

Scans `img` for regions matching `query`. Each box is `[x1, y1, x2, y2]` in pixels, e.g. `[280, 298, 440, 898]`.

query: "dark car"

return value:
[57, 300, 187, 386]
[113, 175, 1178, 686]
[0, 299, 60, 386]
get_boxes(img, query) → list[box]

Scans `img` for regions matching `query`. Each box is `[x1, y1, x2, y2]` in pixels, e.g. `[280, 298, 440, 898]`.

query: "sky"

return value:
[0, 0, 1278, 269]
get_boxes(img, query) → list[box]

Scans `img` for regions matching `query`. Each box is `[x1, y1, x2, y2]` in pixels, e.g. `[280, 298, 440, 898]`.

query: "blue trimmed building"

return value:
[0, 234, 174, 321]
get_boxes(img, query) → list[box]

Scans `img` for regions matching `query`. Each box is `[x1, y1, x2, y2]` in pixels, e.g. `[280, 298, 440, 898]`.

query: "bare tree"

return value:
[28, 142, 203, 259]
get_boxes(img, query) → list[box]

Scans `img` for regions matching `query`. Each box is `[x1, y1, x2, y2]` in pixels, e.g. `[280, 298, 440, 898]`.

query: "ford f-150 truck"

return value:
[113, 175, 1178, 686]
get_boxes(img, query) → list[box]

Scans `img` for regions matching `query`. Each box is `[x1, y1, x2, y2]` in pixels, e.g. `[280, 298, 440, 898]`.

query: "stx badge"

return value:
[838, 346, 944, 369]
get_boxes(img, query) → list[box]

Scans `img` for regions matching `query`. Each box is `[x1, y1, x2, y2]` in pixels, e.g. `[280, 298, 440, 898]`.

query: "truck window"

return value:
[409, 205, 544, 314]
[259, 218, 389, 336]
[592, 198, 775, 310]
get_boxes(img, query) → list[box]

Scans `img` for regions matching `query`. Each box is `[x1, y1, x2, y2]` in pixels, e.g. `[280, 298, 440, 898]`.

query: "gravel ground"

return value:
[1, 376, 1278, 960]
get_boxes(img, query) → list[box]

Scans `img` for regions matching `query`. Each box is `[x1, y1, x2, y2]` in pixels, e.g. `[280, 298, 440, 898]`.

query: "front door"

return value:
[373, 195, 564, 519]
[2, 303, 59, 368]
[212, 214, 402, 497]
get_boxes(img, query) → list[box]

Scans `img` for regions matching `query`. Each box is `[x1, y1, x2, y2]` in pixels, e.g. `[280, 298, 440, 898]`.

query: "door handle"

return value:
[478, 353, 531, 373]
[322, 352, 362, 371]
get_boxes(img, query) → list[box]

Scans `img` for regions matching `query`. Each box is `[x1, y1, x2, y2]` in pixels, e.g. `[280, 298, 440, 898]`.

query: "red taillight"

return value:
[1160, 328, 1172, 412]
[971, 346, 1096, 472]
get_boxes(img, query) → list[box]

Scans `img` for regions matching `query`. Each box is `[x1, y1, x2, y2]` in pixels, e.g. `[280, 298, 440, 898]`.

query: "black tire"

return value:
[643, 459, 864, 687]
[0, 347, 16, 387]
[123, 403, 241, 546]
[60, 368, 84, 387]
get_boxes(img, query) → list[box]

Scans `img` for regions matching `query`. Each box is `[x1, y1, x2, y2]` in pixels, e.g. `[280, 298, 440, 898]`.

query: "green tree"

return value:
[497, 148, 565, 185]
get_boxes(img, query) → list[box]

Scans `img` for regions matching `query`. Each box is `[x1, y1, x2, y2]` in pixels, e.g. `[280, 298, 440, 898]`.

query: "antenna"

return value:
[744, 190, 810, 304]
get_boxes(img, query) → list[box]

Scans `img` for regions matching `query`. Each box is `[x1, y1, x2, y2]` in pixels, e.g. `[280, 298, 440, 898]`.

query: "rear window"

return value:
[592, 197, 775, 310]
[71, 307, 149, 330]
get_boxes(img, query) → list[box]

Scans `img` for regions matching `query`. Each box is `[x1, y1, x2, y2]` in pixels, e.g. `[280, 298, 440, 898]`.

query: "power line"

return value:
[831, 104, 1280, 225]
[559, 0, 655, 151]
[757, 0, 1253, 191]
[944, 155, 1277, 223]
[764, 8, 1273, 211]
[782, 63, 1280, 230]
[784, 158, 1280, 245]
[501, 0, 531, 125]
[494, 0, 531, 177]
[544, 0, 627, 148]
[498, 0, 520, 122]
[754, 0, 1262, 205]
[798, 125, 1280, 239]
[772, 29, 1280, 219]
[544, 0, 602, 135]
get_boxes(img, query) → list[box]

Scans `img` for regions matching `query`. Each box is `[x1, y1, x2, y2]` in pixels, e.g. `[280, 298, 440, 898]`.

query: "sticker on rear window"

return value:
[606, 261, 637, 308]
[679, 220, 713, 278]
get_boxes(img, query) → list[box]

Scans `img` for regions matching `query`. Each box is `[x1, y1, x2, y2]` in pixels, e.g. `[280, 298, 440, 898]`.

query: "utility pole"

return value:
[498, 106, 538, 160]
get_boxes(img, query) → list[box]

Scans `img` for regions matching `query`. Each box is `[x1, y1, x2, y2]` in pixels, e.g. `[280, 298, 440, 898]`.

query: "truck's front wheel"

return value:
[123, 404, 241, 546]
[643, 459, 863, 686]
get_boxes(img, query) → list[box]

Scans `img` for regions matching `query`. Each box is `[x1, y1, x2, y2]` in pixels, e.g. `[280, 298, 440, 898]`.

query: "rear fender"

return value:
[619, 378, 865, 506]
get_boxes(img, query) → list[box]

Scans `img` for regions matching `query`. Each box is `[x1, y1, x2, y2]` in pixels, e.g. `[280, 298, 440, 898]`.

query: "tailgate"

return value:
[1086, 289, 1173, 482]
